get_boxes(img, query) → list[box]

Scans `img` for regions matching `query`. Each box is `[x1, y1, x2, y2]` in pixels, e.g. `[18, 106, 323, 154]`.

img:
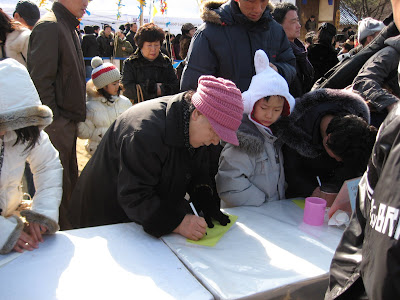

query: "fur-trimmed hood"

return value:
[236, 116, 264, 155]
[272, 88, 370, 158]
[0, 59, 52, 132]
[235, 115, 277, 156]
[201, 0, 274, 26]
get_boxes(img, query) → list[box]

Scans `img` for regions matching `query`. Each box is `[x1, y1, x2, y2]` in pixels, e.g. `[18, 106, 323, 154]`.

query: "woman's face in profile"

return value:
[141, 41, 161, 61]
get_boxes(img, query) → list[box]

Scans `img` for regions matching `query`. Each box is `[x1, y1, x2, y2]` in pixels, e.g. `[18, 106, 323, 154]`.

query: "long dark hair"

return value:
[0, 9, 22, 42]
[14, 126, 40, 152]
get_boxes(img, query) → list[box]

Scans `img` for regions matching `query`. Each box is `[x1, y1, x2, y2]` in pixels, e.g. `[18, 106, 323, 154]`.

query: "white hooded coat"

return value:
[0, 59, 63, 254]
[77, 81, 132, 156]
[216, 50, 295, 207]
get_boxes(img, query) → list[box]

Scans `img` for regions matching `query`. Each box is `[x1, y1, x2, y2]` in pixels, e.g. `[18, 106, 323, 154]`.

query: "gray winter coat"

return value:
[216, 115, 285, 207]
[180, 0, 296, 92]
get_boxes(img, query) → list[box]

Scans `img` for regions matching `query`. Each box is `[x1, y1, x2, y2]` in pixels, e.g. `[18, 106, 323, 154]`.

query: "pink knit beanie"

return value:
[192, 75, 244, 146]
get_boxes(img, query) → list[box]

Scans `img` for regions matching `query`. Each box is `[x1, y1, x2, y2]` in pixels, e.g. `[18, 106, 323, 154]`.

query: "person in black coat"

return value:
[125, 22, 137, 53]
[96, 24, 114, 57]
[272, 3, 314, 97]
[271, 88, 377, 198]
[180, 0, 296, 92]
[325, 1, 400, 297]
[121, 23, 179, 103]
[68, 75, 244, 241]
[308, 23, 338, 85]
[81, 25, 100, 78]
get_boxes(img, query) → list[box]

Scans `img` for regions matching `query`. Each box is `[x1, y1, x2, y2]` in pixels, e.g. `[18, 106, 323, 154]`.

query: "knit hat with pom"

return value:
[192, 75, 244, 146]
[242, 49, 295, 118]
[91, 56, 121, 89]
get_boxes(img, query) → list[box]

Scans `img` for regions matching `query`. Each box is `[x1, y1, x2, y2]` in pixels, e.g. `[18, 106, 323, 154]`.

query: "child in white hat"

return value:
[216, 50, 295, 207]
[78, 57, 132, 156]
[0, 58, 62, 254]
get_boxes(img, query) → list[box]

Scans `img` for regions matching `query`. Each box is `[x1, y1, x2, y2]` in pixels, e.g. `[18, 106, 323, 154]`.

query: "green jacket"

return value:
[114, 36, 133, 58]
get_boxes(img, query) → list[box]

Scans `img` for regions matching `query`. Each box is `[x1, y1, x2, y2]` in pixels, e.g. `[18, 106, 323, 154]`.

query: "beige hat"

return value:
[91, 57, 121, 89]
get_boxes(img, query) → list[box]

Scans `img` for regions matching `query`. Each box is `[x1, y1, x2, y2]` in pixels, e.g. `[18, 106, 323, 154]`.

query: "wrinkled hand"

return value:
[173, 214, 207, 240]
[13, 231, 38, 253]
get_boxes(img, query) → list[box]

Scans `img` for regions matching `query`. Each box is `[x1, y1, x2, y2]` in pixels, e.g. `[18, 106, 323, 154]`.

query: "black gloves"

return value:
[191, 186, 230, 228]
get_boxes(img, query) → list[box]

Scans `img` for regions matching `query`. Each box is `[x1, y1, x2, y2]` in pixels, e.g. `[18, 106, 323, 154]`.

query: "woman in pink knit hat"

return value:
[69, 75, 243, 241]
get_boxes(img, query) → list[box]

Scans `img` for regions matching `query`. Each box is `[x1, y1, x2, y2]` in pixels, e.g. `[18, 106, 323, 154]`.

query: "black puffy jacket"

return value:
[180, 0, 296, 92]
[325, 100, 400, 300]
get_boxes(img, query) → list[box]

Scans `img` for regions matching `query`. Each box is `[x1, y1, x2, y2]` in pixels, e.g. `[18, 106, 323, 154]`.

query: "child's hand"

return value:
[28, 222, 48, 244]
[13, 231, 38, 253]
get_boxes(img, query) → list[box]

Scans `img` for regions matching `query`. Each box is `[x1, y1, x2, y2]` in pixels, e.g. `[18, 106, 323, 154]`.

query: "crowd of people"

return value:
[1, 0, 400, 298]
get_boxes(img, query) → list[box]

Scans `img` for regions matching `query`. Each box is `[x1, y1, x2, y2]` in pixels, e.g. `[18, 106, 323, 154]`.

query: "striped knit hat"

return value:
[91, 56, 121, 89]
[192, 75, 244, 146]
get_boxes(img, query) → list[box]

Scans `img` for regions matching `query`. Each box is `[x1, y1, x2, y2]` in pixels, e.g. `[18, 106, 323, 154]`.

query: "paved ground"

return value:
[76, 138, 91, 175]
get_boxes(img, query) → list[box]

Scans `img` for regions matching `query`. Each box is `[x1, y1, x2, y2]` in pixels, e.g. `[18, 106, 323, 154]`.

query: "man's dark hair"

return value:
[93, 25, 100, 31]
[326, 114, 377, 171]
[14, 126, 40, 152]
[272, 3, 297, 25]
[13, 0, 40, 27]
[103, 24, 111, 30]
[84, 25, 94, 34]
[134, 23, 165, 49]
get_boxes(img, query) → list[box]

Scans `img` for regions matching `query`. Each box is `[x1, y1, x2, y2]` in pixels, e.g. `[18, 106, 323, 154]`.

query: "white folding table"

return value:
[0, 222, 213, 300]
[161, 200, 344, 300]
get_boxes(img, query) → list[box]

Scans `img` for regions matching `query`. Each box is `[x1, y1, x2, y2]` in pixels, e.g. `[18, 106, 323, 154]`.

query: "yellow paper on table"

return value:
[187, 214, 238, 247]
[292, 198, 305, 209]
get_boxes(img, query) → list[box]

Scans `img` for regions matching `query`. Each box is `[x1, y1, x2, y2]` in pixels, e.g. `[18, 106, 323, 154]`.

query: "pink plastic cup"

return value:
[303, 197, 327, 226]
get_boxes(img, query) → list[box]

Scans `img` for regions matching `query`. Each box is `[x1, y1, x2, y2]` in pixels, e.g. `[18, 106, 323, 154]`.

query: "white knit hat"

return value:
[91, 56, 121, 89]
[242, 50, 295, 117]
[357, 17, 384, 42]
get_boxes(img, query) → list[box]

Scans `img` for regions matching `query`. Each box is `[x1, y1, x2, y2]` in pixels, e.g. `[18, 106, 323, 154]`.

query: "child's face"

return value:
[103, 81, 120, 96]
[252, 96, 285, 127]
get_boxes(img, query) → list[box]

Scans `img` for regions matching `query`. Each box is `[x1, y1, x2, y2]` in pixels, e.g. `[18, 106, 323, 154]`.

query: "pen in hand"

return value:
[185, 193, 207, 235]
